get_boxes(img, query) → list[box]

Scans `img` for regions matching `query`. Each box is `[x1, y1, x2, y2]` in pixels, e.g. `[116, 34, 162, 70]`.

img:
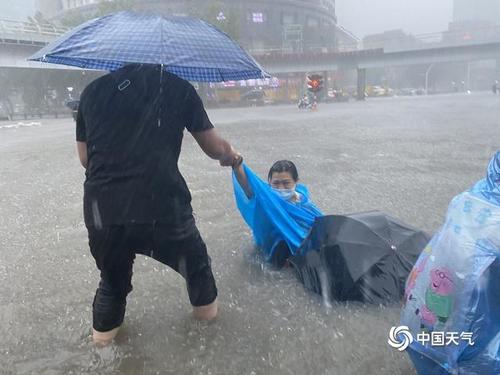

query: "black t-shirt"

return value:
[76, 64, 213, 227]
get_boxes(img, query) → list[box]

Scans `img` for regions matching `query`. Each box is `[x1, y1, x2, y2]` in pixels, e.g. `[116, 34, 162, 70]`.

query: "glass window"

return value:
[282, 13, 295, 25]
[307, 16, 319, 28]
[252, 12, 265, 23]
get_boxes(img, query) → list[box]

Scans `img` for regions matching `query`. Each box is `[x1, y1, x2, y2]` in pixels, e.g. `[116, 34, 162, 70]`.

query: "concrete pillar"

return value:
[323, 69, 328, 91]
[285, 76, 290, 102]
[357, 68, 366, 101]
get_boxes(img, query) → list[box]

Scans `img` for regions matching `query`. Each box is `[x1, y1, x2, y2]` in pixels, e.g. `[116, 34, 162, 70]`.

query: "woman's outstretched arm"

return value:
[233, 160, 253, 199]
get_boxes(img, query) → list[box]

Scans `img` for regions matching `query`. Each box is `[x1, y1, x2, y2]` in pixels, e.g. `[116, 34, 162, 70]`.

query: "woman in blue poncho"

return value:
[232, 159, 323, 268]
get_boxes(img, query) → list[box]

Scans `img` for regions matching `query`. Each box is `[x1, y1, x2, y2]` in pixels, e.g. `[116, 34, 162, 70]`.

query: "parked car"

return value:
[241, 89, 266, 106]
[367, 85, 394, 97]
[396, 88, 425, 96]
[327, 89, 350, 102]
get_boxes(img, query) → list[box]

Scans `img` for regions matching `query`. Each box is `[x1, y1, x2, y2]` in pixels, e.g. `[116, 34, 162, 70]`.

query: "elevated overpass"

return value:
[0, 18, 75, 69]
[256, 42, 500, 99]
[2, 18, 500, 70]
[2, 18, 500, 68]
[257, 42, 500, 73]
[1, 18, 500, 98]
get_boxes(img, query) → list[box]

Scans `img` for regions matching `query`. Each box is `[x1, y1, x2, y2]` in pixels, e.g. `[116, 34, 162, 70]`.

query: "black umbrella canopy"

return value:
[290, 212, 430, 304]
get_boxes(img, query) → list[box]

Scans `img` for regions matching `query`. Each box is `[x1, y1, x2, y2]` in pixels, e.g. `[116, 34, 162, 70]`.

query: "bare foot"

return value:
[193, 299, 218, 321]
[92, 326, 120, 346]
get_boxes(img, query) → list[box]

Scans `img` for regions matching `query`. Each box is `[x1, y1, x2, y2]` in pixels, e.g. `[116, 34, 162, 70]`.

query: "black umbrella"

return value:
[289, 211, 430, 304]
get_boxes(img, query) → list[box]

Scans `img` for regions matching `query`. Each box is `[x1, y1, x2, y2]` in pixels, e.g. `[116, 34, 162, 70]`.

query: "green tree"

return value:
[188, 1, 241, 41]
[60, 12, 87, 28]
[59, 0, 242, 43]
[96, 0, 136, 16]
[61, 0, 136, 28]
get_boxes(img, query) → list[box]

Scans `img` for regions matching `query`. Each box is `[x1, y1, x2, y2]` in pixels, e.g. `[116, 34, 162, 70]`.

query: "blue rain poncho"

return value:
[232, 164, 323, 261]
[400, 152, 500, 375]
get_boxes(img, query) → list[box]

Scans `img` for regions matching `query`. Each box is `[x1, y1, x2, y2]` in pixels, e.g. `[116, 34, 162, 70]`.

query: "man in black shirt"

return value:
[76, 64, 242, 345]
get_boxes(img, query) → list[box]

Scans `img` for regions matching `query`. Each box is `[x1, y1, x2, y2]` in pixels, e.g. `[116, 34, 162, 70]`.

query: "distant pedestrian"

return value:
[451, 81, 458, 93]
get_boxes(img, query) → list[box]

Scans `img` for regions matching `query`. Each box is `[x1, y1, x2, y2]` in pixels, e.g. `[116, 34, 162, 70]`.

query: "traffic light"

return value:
[307, 74, 324, 93]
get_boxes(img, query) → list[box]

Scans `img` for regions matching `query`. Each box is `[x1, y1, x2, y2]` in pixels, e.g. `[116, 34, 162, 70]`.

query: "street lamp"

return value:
[425, 63, 435, 95]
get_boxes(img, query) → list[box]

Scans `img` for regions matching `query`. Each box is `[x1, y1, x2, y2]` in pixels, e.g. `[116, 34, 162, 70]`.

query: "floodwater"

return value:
[1, 93, 499, 374]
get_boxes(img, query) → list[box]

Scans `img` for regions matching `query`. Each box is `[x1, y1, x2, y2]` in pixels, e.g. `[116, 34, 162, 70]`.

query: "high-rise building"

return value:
[35, 0, 341, 53]
[448, 0, 500, 44]
[453, 0, 500, 25]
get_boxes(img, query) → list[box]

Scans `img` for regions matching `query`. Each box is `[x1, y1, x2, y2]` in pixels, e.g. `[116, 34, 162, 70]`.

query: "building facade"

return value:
[446, 0, 500, 45]
[36, 0, 339, 53]
[453, 0, 500, 25]
[37, 0, 100, 16]
[362, 29, 420, 52]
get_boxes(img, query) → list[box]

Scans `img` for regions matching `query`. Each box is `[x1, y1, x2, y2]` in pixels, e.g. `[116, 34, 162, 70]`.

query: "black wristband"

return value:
[232, 155, 243, 168]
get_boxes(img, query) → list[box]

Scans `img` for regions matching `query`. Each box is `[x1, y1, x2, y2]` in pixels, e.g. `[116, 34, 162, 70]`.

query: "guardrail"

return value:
[2, 16, 500, 59]
[343, 25, 500, 53]
[251, 25, 500, 56]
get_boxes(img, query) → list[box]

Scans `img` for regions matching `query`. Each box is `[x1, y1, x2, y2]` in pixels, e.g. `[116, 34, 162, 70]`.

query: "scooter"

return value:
[298, 97, 309, 109]
[298, 98, 317, 111]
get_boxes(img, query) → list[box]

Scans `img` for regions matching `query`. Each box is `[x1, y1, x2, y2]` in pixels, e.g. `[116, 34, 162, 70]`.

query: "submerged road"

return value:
[1, 92, 499, 374]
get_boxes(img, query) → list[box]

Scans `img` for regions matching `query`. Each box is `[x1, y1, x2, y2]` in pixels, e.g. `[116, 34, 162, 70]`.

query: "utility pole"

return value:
[425, 63, 435, 95]
[357, 68, 366, 101]
[466, 62, 471, 91]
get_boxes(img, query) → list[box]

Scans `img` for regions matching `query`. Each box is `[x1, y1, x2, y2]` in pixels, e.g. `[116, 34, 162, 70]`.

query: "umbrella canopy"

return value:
[290, 212, 430, 304]
[28, 11, 269, 82]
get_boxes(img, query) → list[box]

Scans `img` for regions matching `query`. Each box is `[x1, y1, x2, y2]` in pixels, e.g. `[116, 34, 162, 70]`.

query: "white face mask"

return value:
[272, 187, 296, 201]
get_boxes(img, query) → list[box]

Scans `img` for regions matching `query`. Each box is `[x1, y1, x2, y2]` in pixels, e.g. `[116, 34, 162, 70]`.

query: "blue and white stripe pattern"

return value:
[28, 12, 270, 82]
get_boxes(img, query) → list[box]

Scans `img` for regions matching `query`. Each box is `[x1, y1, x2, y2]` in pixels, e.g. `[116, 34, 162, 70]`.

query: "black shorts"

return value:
[87, 221, 217, 331]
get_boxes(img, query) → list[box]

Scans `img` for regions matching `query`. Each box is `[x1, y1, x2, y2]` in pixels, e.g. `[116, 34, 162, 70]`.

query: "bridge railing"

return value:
[0, 18, 68, 45]
[3, 16, 500, 57]
[250, 25, 500, 57]
[339, 25, 500, 53]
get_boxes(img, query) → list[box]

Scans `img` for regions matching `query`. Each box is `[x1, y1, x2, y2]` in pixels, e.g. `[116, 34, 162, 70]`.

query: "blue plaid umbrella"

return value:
[28, 11, 269, 82]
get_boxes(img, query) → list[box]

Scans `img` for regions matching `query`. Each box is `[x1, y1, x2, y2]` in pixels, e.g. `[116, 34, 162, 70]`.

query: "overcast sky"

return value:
[0, 0, 35, 19]
[336, 0, 454, 38]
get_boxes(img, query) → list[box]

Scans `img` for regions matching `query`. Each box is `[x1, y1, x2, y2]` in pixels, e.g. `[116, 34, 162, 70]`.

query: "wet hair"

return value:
[268, 160, 299, 182]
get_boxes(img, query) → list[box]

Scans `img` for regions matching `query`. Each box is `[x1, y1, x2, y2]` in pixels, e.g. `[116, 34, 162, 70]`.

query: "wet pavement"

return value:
[1, 92, 499, 374]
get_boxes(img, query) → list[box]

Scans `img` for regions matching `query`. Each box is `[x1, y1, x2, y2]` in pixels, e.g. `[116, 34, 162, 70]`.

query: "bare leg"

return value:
[193, 298, 218, 321]
[92, 326, 120, 346]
